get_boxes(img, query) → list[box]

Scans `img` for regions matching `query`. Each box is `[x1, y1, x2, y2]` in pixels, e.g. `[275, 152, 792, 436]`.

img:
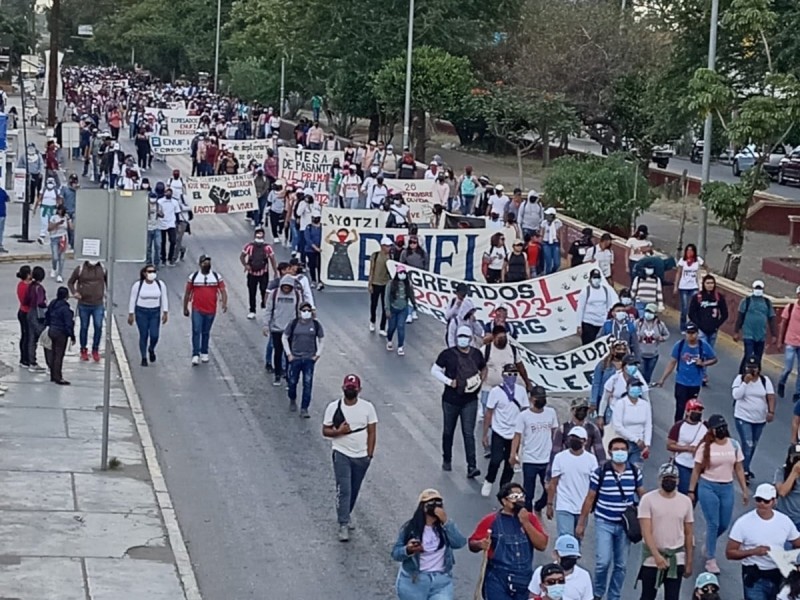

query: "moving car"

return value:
[778, 148, 800, 186]
[732, 143, 791, 178]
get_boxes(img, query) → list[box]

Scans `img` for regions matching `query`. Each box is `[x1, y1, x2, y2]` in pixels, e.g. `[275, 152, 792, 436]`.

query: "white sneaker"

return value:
[406, 315, 413, 324]
[200, 354, 209, 363]
[386, 341, 394, 351]
[56, 275, 63, 283]
[397, 347, 405, 356]
[0, 383, 8, 392]
[369, 323, 375, 333]
[247, 312, 256, 320]
[379, 329, 387, 337]
[412, 311, 419, 321]
[50, 269, 56, 278]
[481, 480, 493, 497]
[191, 355, 200, 366]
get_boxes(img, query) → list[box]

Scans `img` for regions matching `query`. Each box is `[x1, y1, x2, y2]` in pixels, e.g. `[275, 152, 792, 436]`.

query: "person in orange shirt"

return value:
[525, 232, 545, 278]
[779, 285, 800, 401]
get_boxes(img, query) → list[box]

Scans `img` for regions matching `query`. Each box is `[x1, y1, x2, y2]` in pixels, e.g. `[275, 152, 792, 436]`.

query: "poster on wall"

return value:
[185, 174, 257, 215]
[279, 148, 343, 205]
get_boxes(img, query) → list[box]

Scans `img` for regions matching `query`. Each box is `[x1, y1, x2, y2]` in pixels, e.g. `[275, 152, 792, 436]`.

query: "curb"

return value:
[0, 252, 68, 263]
[110, 317, 203, 600]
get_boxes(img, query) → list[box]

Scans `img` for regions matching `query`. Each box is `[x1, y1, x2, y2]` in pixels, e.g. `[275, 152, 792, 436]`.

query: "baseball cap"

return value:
[685, 398, 704, 412]
[658, 462, 679, 479]
[755, 483, 777, 501]
[685, 323, 698, 333]
[457, 325, 473, 338]
[706, 414, 727, 429]
[745, 356, 760, 368]
[555, 534, 581, 557]
[569, 426, 588, 440]
[644, 303, 658, 314]
[589, 268, 602, 279]
[502, 363, 519, 375]
[695, 572, 719, 590]
[544, 207, 557, 215]
[753, 279, 765, 289]
[342, 374, 361, 390]
[380, 236, 393, 246]
[540, 563, 565, 582]
[311, 209, 322, 218]
[495, 184, 504, 192]
[198, 254, 211, 264]
[418, 488, 442, 503]
[570, 397, 589, 409]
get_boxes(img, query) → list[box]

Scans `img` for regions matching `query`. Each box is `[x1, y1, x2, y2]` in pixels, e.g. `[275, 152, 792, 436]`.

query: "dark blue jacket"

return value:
[45, 299, 75, 337]
[304, 224, 322, 254]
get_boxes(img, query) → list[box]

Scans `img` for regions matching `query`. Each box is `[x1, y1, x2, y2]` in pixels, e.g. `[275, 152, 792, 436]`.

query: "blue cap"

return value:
[554, 534, 581, 557]
[695, 572, 719, 589]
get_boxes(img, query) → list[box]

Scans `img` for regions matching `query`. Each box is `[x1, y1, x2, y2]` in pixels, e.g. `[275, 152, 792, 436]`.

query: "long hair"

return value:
[389, 274, 413, 303]
[699, 428, 719, 472]
[401, 504, 445, 550]
[784, 446, 800, 483]
[490, 232, 504, 249]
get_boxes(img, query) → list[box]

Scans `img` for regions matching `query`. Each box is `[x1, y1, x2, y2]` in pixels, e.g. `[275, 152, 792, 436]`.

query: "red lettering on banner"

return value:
[565, 289, 582, 311]
[537, 279, 563, 305]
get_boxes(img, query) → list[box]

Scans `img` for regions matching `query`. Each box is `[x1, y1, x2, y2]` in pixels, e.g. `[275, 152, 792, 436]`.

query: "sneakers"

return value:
[338, 525, 350, 542]
[289, 400, 298, 412]
[386, 341, 394, 351]
[379, 329, 387, 337]
[140, 358, 148, 367]
[467, 467, 481, 479]
[191, 355, 200, 366]
[369, 323, 375, 333]
[54, 379, 71, 386]
[80, 348, 89, 362]
[317, 283, 325, 291]
[247, 312, 256, 320]
[28, 364, 47, 373]
[406, 314, 413, 324]
[56, 275, 63, 283]
[149, 350, 156, 363]
[300, 408, 310, 418]
[481, 480, 493, 497]
[704, 558, 720, 574]
[92, 350, 101, 362]
[442, 462, 452, 472]
[273, 377, 282, 387]
[779, 382, 786, 398]
[200, 354, 209, 363]
[50, 269, 56, 278]
[397, 347, 405, 356]
[412, 311, 418, 321]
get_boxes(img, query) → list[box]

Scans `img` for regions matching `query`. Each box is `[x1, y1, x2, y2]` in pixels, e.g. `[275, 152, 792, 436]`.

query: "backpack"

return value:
[676, 339, 705, 364]
[460, 176, 477, 196]
[249, 244, 268, 272]
[743, 295, 773, 318]
[286, 317, 321, 353]
[270, 287, 301, 319]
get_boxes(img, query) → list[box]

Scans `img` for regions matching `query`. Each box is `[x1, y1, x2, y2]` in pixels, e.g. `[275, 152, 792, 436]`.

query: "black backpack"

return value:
[249, 244, 268, 272]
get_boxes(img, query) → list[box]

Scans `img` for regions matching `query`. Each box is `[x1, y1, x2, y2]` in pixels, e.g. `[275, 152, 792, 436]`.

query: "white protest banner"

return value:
[386, 261, 595, 343]
[393, 179, 435, 223]
[223, 140, 271, 165]
[144, 107, 189, 120]
[513, 336, 611, 392]
[167, 101, 185, 110]
[185, 174, 257, 215]
[322, 228, 494, 288]
[323, 207, 387, 229]
[150, 136, 192, 155]
[164, 115, 201, 139]
[279, 148, 343, 206]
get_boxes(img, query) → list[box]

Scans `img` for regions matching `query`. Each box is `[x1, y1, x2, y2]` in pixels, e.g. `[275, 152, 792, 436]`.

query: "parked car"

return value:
[778, 148, 800, 186]
[651, 144, 673, 169]
[732, 143, 791, 178]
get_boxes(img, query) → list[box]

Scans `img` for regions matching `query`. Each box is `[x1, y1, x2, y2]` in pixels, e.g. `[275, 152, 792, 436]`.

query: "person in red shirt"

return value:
[469, 482, 548, 599]
[240, 227, 277, 318]
[779, 285, 800, 401]
[16, 265, 32, 367]
[183, 255, 228, 366]
[525, 231, 545, 278]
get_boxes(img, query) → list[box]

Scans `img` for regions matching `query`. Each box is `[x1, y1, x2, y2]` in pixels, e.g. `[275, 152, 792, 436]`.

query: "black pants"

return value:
[28, 173, 42, 204]
[307, 252, 320, 284]
[638, 565, 684, 600]
[442, 399, 478, 470]
[47, 329, 69, 382]
[269, 211, 283, 239]
[486, 268, 502, 284]
[486, 431, 514, 486]
[581, 322, 601, 346]
[160, 228, 176, 263]
[18, 309, 31, 366]
[137, 150, 148, 169]
[271, 331, 285, 377]
[27, 310, 44, 367]
[370, 284, 387, 330]
[674, 382, 701, 422]
[246, 273, 268, 313]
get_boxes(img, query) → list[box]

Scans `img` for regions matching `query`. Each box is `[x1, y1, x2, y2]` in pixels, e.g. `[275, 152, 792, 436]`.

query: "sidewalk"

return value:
[0, 317, 196, 599]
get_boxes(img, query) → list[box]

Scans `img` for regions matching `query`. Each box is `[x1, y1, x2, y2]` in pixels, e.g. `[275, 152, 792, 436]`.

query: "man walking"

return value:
[322, 374, 377, 542]
[734, 280, 778, 373]
[158, 187, 181, 267]
[547, 425, 598, 537]
[263, 275, 301, 386]
[240, 226, 277, 319]
[183, 255, 228, 366]
[67, 260, 107, 362]
[284, 301, 323, 417]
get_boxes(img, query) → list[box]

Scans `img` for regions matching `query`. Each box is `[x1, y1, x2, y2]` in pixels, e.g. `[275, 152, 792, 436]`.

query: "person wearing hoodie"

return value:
[44, 286, 75, 385]
[599, 303, 641, 360]
[446, 298, 483, 349]
[263, 275, 302, 386]
[67, 260, 107, 363]
[688, 274, 728, 353]
[575, 269, 619, 345]
[384, 265, 418, 356]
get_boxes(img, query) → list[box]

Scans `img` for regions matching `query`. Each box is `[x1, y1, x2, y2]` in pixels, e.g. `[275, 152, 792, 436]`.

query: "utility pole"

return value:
[401, 0, 415, 151]
[279, 55, 285, 117]
[213, 0, 221, 93]
[698, 0, 720, 259]
[47, 0, 60, 126]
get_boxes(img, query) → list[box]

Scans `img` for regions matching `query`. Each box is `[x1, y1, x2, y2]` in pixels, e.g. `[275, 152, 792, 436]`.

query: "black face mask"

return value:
[688, 412, 702, 423]
[495, 338, 507, 349]
[574, 407, 589, 421]
[614, 352, 626, 360]
[533, 398, 546, 409]
[343, 388, 358, 400]
[424, 500, 443, 516]
[568, 437, 584, 451]
[699, 592, 721, 600]
[714, 426, 729, 439]
[660, 479, 678, 493]
[559, 556, 578, 572]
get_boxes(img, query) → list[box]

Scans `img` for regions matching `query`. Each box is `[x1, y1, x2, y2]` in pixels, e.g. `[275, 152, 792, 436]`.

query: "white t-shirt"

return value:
[584, 245, 614, 278]
[487, 246, 507, 270]
[48, 214, 69, 238]
[342, 175, 361, 198]
[732, 374, 775, 423]
[418, 525, 447, 573]
[487, 384, 527, 440]
[670, 421, 708, 469]
[626, 237, 652, 261]
[528, 564, 594, 600]
[488, 194, 510, 216]
[157, 197, 180, 229]
[168, 178, 185, 200]
[322, 398, 378, 458]
[41, 187, 59, 208]
[551, 450, 599, 513]
[514, 407, 559, 464]
[729, 509, 800, 569]
[677, 258, 704, 290]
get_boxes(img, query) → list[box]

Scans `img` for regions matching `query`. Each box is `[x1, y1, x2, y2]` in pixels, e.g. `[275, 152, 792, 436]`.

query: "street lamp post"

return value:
[213, 0, 221, 93]
[698, 0, 720, 259]
[401, 0, 415, 151]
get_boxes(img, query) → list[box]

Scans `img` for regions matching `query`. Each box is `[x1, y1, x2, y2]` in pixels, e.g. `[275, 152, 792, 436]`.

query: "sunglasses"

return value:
[145, 270, 156, 274]
[505, 492, 525, 501]
[544, 578, 566, 585]
[755, 497, 773, 504]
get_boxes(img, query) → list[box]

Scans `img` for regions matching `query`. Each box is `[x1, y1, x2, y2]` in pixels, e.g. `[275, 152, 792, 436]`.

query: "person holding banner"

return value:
[384, 265, 417, 356]
[304, 211, 324, 290]
[340, 165, 362, 210]
[485, 233, 508, 284]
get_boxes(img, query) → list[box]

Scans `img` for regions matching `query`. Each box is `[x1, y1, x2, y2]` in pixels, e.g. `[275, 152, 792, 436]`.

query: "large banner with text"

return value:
[185, 174, 257, 215]
[514, 336, 611, 392]
[323, 207, 388, 229]
[393, 179, 435, 223]
[279, 148, 343, 206]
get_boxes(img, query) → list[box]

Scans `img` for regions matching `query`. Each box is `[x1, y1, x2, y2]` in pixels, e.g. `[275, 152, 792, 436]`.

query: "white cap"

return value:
[495, 184, 504, 192]
[754, 483, 776, 501]
[569, 425, 588, 440]
[311, 209, 322, 218]
[752, 280, 765, 289]
[380, 236, 393, 246]
[457, 325, 473, 338]
[303, 187, 315, 197]
[544, 207, 557, 215]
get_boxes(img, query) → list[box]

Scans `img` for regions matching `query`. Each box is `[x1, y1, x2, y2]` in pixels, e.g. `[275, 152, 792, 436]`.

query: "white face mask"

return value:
[398, 273, 407, 281]
[590, 278, 602, 288]
[254, 236, 265, 244]
[753, 289, 764, 297]
[456, 336, 471, 348]
[614, 312, 628, 322]
[300, 310, 312, 320]
[621, 297, 632, 306]
[146, 272, 157, 282]
[46, 183, 55, 190]
[644, 268, 655, 276]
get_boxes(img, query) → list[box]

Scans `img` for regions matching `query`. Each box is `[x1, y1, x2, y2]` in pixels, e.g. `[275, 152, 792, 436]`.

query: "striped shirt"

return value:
[631, 276, 663, 306]
[590, 464, 642, 522]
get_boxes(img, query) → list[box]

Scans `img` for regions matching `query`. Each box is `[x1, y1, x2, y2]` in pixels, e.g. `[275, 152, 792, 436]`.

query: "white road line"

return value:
[111, 317, 203, 600]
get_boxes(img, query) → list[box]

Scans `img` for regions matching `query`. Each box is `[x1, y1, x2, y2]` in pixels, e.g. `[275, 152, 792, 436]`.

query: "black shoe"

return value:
[140, 358, 148, 367]
[265, 363, 273, 373]
[441, 462, 452, 472]
[467, 467, 481, 479]
[149, 350, 156, 363]
[483, 449, 491, 459]
[778, 382, 786, 399]
[55, 380, 71, 386]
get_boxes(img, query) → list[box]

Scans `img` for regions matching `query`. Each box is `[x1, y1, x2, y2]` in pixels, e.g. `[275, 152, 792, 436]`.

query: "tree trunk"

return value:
[722, 227, 745, 281]
[541, 127, 550, 168]
[516, 146, 525, 190]
[368, 112, 380, 143]
[412, 109, 426, 165]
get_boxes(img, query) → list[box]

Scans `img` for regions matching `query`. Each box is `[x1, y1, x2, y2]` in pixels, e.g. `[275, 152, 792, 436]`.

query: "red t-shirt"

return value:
[526, 243, 541, 268]
[17, 280, 30, 313]
[469, 511, 547, 560]
[186, 270, 225, 315]
[205, 145, 219, 166]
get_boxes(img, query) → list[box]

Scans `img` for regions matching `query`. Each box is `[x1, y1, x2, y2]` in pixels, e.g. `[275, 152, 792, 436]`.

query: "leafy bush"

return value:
[543, 153, 654, 234]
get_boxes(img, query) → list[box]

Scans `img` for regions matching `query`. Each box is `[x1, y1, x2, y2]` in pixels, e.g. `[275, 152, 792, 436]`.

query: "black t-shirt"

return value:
[435, 347, 486, 405]
[569, 239, 593, 267]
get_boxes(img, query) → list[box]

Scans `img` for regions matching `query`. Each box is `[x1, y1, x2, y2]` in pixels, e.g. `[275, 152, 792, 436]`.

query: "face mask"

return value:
[625, 365, 638, 377]
[688, 412, 702, 423]
[753, 289, 764, 297]
[644, 268, 655, 276]
[622, 297, 633, 306]
[568, 437, 584, 451]
[614, 312, 627, 322]
[559, 556, 578, 571]
[300, 310, 312, 320]
[644, 312, 655, 321]
[456, 336, 471, 348]
[574, 407, 589, 421]
[590, 278, 602, 288]
[614, 352, 626, 360]
[46, 183, 55, 190]
[254, 236, 265, 244]
[533, 398, 547, 409]
[628, 386, 642, 399]
[699, 592, 721, 600]
[660, 478, 678, 493]
[714, 426, 728, 439]
[343, 388, 358, 400]
[306, 198, 314, 204]
[394, 198, 401, 205]
[546, 584, 566, 599]
[502, 374, 517, 388]
[146, 272, 157, 282]
[201, 265, 211, 274]
[611, 450, 628, 464]
[398, 273, 407, 281]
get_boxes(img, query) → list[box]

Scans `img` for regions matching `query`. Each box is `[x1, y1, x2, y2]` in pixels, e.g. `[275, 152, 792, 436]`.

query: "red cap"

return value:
[343, 374, 361, 390]
[685, 399, 704, 412]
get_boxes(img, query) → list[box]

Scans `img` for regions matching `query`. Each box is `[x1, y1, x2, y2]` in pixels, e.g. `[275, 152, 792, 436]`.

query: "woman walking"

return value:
[631, 264, 663, 317]
[484, 233, 507, 284]
[636, 303, 670, 383]
[391, 489, 466, 600]
[25, 266, 48, 373]
[775, 444, 800, 531]
[44, 286, 75, 385]
[503, 240, 529, 283]
[16, 266, 32, 367]
[47, 205, 71, 283]
[674, 244, 703, 333]
[127, 265, 169, 367]
[385, 265, 418, 356]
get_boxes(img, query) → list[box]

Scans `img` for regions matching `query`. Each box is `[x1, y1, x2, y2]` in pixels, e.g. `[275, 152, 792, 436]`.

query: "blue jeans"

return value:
[594, 516, 630, 600]
[290, 220, 300, 253]
[679, 288, 697, 332]
[287, 357, 316, 409]
[396, 570, 453, 600]
[50, 236, 66, 278]
[640, 355, 659, 384]
[265, 336, 288, 372]
[521, 463, 549, 513]
[699, 330, 718, 380]
[387, 306, 409, 347]
[742, 571, 780, 600]
[676, 463, 692, 495]
[190, 310, 215, 356]
[735, 418, 765, 474]
[697, 478, 734, 560]
[146, 229, 162, 268]
[555, 511, 578, 538]
[0, 215, 6, 247]
[134, 306, 161, 360]
[627, 440, 643, 469]
[461, 195, 475, 216]
[78, 303, 104, 351]
[780, 345, 800, 399]
[543, 242, 560, 274]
